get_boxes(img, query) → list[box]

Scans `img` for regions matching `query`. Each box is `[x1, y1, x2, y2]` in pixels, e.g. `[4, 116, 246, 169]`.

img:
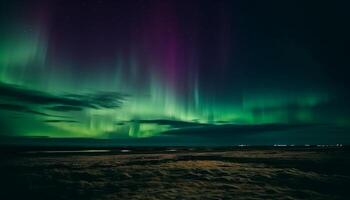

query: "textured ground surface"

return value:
[0, 147, 349, 200]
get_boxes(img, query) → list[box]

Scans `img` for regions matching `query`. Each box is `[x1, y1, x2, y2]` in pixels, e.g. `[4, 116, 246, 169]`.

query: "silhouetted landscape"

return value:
[1, 146, 349, 200]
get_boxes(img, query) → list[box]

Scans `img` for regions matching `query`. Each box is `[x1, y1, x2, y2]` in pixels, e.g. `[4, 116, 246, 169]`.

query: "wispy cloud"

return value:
[44, 119, 79, 123]
[0, 82, 127, 114]
[130, 119, 209, 128]
[163, 123, 317, 137]
[0, 103, 62, 117]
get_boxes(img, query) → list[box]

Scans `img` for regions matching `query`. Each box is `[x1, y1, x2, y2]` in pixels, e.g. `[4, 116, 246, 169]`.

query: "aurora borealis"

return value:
[0, 0, 349, 144]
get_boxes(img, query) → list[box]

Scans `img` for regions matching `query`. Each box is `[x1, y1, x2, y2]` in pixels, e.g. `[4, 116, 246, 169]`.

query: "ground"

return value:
[0, 147, 349, 200]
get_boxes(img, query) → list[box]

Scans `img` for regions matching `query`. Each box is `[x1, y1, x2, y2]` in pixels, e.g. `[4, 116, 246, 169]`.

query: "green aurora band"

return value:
[0, 0, 348, 144]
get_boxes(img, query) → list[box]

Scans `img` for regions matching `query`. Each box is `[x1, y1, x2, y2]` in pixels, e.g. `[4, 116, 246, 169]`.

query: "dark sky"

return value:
[0, 0, 349, 144]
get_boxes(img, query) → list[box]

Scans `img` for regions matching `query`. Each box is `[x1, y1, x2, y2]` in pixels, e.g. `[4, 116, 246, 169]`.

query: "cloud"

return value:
[47, 106, 83, 112]
[130, 119, 209, 128]
[0, 103, 62, 117]
[63, 92, 125, 109]
[162, 123, 316, 138]
[0, 82, 126, 113]
[44, 119, 79, 123]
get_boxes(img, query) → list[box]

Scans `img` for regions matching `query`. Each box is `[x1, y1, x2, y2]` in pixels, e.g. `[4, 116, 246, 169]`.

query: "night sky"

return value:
[0, 0, 349, 145]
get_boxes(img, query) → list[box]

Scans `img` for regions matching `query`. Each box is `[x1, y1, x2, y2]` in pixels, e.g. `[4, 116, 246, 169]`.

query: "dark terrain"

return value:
[0, 147, 349, 200]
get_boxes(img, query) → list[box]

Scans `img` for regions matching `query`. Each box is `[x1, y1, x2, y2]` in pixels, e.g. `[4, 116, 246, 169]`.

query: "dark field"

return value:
[0, 147, 349, 200]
